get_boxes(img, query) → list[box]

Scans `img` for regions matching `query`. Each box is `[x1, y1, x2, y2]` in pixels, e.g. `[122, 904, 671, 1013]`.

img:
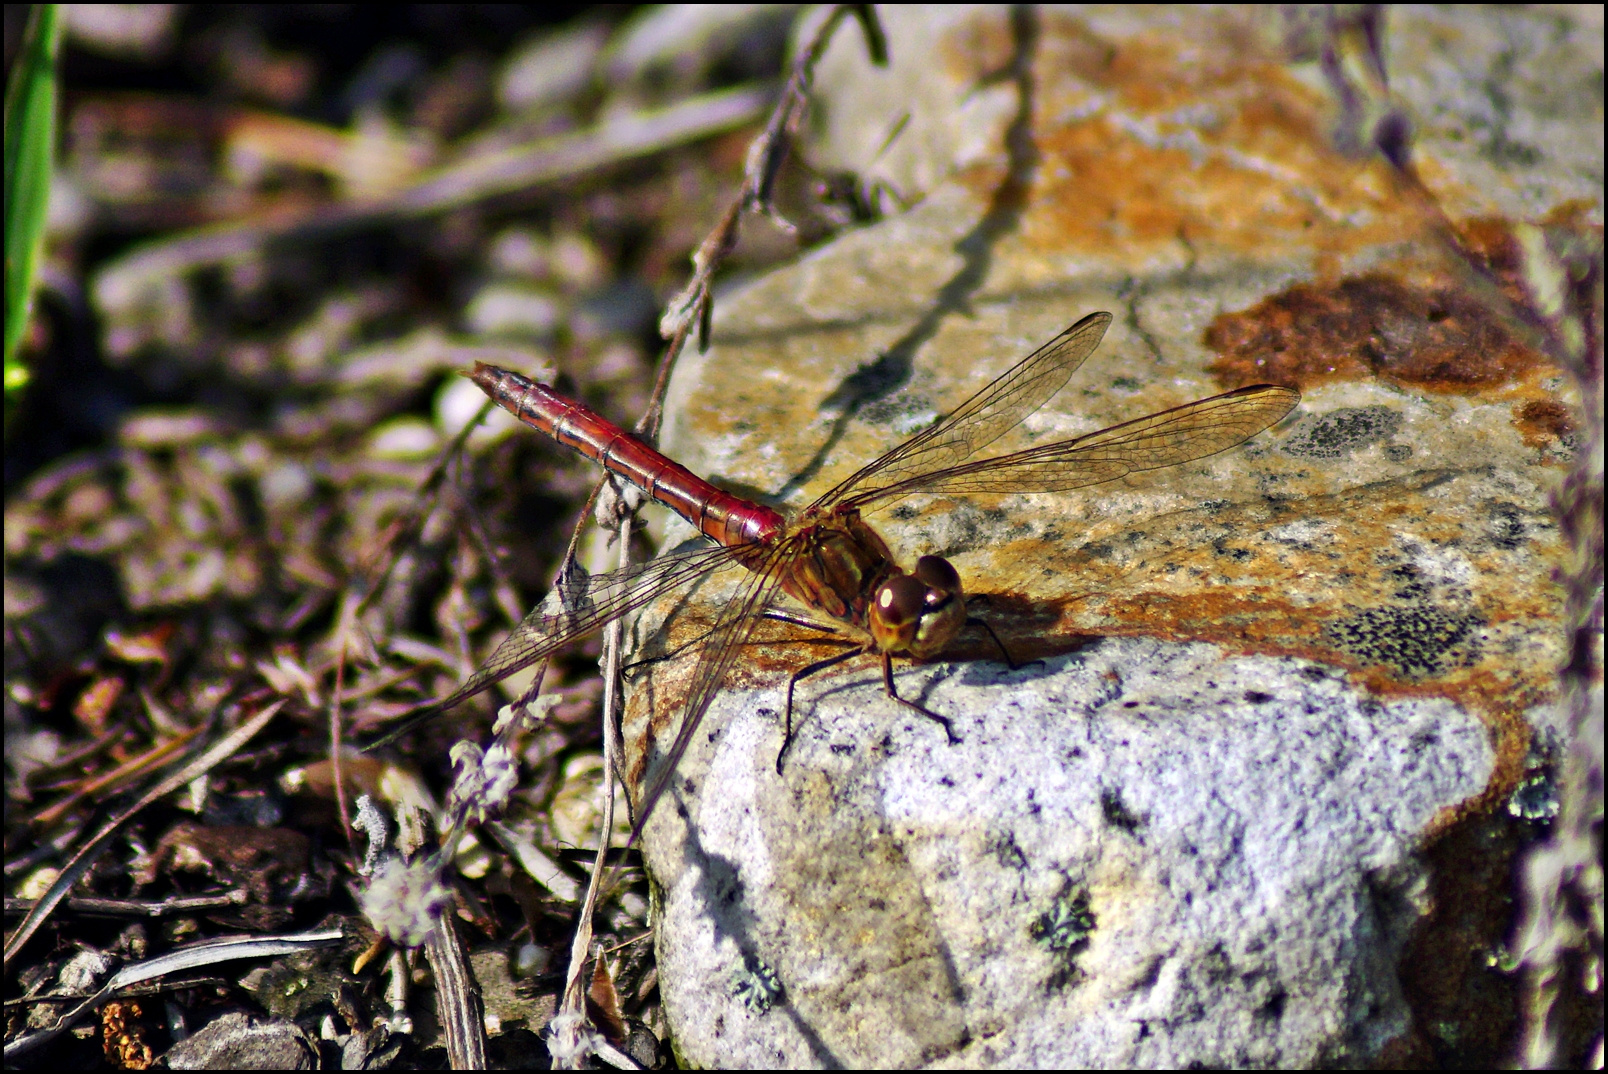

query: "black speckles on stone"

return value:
[1088, 673, 1123, 711]
[1486, 501, 1529, 551]
[988, 830, 1029, 871]
[1212, 536, 1254, 561]
[1323, 605, 1487, 679]
[1388, 562, 1430, 602]
[1409, 730, 1445, 758]
[1244, 690, 1275, 704]
[1079, 540, 1116, 561]
[1201, 944, 1234, 984]
[1384, 443, 1413, 462]
[1101, 788, 1144, 833]
[1281, 406, 1403, 458]
[1486, 137, 1542, 167]
[1259, 984, 1288, 1020]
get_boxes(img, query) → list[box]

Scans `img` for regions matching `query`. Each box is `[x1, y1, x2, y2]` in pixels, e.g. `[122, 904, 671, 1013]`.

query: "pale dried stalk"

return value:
[551, 507, 634, 1067]
[1308, 10, 1604, 1064]
[426, 903, 488, 1070]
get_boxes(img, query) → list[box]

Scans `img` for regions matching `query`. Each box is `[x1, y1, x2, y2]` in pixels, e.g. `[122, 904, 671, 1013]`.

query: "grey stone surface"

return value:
[165, 1010, 320, 1070]
[647, 640, 1491, 1067]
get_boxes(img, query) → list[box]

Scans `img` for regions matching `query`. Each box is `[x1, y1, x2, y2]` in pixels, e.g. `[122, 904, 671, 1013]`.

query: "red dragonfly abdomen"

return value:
[470, 363, 785, 549]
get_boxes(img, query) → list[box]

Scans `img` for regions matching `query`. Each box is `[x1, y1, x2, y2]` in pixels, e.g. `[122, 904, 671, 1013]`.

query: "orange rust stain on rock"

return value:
[1512, 398, 1578, 448]
[1065, 583, 1549, 717]
[1000, 18, 1427, 259]
[1203, 211, 1602, 393]
[1204, 272, 1545, 392]
[1455, 215, 1538, 309]
[1018, 114, 1409, 258]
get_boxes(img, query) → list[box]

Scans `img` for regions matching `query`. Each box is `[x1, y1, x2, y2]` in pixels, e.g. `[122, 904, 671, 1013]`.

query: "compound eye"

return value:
[913, 556, 960, 599]
[876, 574, 927, 628]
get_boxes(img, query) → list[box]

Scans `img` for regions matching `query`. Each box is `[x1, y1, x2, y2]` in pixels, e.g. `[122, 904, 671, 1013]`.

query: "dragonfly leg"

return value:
[778, 645, 863, 774]
[966, 615, 1020, 670]
[881, 652, 961, 745]
[762, 608, 842, 635]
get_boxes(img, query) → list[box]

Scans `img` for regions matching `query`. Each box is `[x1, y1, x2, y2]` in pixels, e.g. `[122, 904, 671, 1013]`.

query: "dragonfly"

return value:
[380, 312, 1299, 832]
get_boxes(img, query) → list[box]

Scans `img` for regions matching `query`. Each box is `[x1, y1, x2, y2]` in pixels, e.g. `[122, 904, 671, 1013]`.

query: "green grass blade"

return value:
[4, 3, 63, 406]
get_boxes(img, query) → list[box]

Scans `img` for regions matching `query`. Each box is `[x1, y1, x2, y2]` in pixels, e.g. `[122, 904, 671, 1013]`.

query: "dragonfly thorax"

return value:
[776, 511, 963, 659]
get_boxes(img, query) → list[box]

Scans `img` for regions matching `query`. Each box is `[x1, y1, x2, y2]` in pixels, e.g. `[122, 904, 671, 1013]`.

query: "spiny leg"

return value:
[777, 644, 862, 774]
[880, 652, 961, 745]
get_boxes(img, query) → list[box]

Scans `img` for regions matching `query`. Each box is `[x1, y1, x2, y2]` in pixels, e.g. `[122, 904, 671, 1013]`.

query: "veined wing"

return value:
[813, 312, 1113, 509]
[841, 384, 1300, 510]
[627, 531, 800, 842]
[367, 541, 744, 748]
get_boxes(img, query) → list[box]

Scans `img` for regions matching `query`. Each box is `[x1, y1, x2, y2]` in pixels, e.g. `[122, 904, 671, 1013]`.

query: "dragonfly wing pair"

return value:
[373, 311, 1299, 845]
[630, 312, 1298, 835]
[843, 383, 1301, 508]
[815, 312, 1115, 508]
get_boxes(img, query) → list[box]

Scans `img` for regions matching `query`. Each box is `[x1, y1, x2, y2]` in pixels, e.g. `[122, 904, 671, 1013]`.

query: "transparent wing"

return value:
[627, 532, 801, 842]
[367, 541, 745, 747]
[841, 385, 1300, 510]
[813, 312, 1113, 508]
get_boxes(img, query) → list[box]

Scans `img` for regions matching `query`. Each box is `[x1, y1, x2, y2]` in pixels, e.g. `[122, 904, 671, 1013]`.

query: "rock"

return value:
[625, 6, 1592, 1066]
[165, 1011, 319, 1070]
[649, 641, 1491, 1067]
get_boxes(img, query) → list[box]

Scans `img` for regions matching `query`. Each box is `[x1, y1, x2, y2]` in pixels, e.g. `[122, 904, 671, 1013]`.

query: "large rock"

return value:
[623, 6, 1592, 1066]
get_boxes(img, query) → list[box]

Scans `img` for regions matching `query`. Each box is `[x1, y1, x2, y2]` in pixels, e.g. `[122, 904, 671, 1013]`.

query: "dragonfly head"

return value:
[870, 555, 966, 659]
